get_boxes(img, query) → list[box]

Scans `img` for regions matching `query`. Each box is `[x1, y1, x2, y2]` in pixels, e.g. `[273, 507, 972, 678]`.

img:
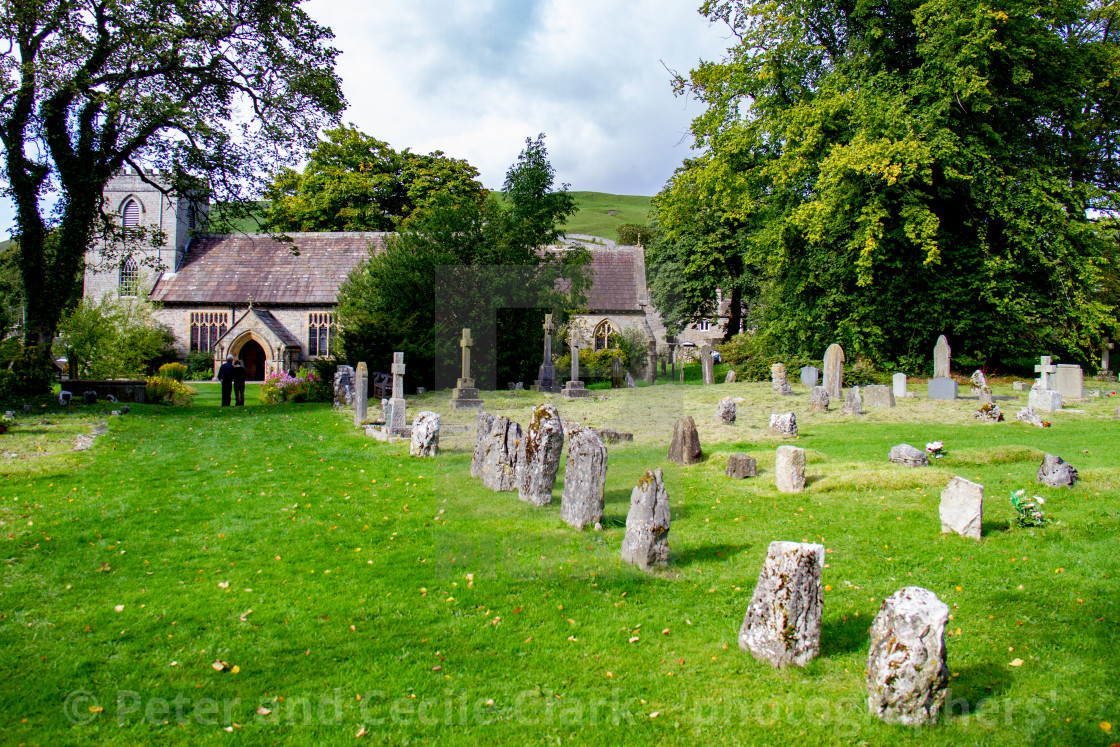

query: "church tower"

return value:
[82, 168, 208, 300]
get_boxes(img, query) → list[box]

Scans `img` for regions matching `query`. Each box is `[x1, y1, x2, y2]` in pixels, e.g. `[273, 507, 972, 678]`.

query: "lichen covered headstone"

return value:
[939, 476, 983, 540]
[769, 412, 797, 437]
[842, 386, 863, 415]
[517, 403, 565, 506]
[1015, 406, 1046, 427]
[866, 586, 950, 726]
[472, 412, 523, 492]
[620, 468, 671, 570]
[667, 416, 703, 465]
[771, 363, 793, 395]
[739, 541, 825, 668]
[715, 397, 736, 424]
[1037, 453, 1077, 487]
[560, 426, 608, 530]
[409, 411, 440, 457]
[809, 386, 830, 412]
[775, 444, 806, 493]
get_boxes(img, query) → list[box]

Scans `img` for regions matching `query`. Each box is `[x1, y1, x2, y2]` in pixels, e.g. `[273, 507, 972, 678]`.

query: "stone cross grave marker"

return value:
[450, 327, 483, 410]
[460, 327, 473, 381]
[531, 314, 560, 393]
[1035, 355, 1057, 390]
[562, 335, 589, 398]
[388, 352, 408, 435]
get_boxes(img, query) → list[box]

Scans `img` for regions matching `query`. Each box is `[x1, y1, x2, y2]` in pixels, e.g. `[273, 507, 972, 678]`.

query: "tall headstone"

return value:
[450, 328, 484, 410]
[771, 363, 793, 395]
[822, 344, 844, 399]
[353, 362, 369, 427]
[892, 372, 907, 399]
[933, 335, 951, 378]
[867, 587, 950, 726]
[516, 403, 565, 506]
[561, 337, 589, 398]
[560, 426, 608, 530]
[1053, 364, 1083, 400]
[739, 541, 824, 668]
[333, 365, 354, 408]
[800, 366, 819, 388]
[645, 341, 657, 385]
[620, 468, 671, 570]
[388, 352, 408, 436]
[700, 346, 715, 385]
[474, 412, 522, 492]
[531, 314, 560, 393]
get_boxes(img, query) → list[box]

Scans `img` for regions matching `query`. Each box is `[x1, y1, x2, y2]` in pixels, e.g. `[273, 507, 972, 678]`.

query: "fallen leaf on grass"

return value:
[113, 605, 124, 612]
[256, 706, 271, 716]
[212, 660, 229, 672]
[218, 581, 230, 589]
[356, 726, 368, 737]
[1009, 658, 1024, 667]
[239, 609, 252, 622]
[628, 636, 640, 644]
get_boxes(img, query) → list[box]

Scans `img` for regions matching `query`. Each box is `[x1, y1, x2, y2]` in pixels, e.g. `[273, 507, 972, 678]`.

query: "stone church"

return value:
[83, 171, 726, 379]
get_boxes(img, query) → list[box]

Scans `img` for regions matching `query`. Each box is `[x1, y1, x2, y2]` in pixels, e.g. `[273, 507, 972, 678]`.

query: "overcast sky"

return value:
[0, 1, 731, 237]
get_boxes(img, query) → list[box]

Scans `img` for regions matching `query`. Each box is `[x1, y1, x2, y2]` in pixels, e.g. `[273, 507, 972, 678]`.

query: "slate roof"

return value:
[253, 309, 302, 348]
[150, 232, 386, 305]
[583, 246, 644, 312]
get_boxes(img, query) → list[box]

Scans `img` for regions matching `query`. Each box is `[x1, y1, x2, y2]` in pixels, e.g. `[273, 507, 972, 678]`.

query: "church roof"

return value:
[582, 246, 646, 312]
[150, 232, 387, 305]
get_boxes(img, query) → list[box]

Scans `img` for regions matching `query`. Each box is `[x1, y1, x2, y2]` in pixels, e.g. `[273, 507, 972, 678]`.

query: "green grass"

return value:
[1, 378, 1117, 744]
[564, 192, 653, 241]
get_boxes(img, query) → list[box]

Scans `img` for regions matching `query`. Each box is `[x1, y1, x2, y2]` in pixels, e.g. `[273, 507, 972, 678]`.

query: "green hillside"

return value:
[564, 192, 652, 240]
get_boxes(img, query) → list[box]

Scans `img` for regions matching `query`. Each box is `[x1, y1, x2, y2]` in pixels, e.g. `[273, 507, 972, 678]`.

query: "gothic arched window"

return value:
[118, 257, 139, 296]
[593, 319, 613, 351]
[121, 198, 141, 228]
[308, 312, 336, 357]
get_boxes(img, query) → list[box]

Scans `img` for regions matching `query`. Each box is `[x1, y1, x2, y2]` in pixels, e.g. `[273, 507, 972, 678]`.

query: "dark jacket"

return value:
[217, 361, 235, 384]
[232, 364, 247, 385]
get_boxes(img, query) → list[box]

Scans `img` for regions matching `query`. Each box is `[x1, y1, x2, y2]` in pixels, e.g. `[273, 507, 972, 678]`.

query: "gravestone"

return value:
[933, 335, 951, 378]
[1012, 381, 1027, 391]
[531, 314, 561, 393]
[974, 402, 1002, 422]
[470, 412, 495, 478]
[353, 362, 369, 427]
[841, 386, 863, 415]
[809, 386, 829, 412]
[333, 365, 354, 408]
[1101, 337, 1115, 379]
[560, 426, 609, 530]
[450, 328, 484, 410]
[82, 390, 97, 404]
[58, 391, 72, 406]
[769, 412, 798, 437]
[892, 373, 907, 399]
[739, 541, 824, 668]
[646, 341, 657, 385]
[561, 337, 590, 399]
[939, 476, 983, 540]
[667, 416, 703, 465]
[387, 352, 408, 436]
[624, 371, 636, 388]
[927, 377, 958, 400]
[1037, 453, 1078, 487]
[409, 411, 440, 457]
[517, 404, 565, 506]
[1034, 355, 1057, 389]
[1015, 406, 1046, 427]
[771, 363, 793, 395]
[800, 366, 819, 388]
[822, 344, 844, 399]
[1053, 364, 1083, 400]
[620, 468, 671, 570]
[1028, 386, 1062, 412]
[866, 587, 949, 726]
[610, 357, 624, 389]
[774, 445, 806, 493]
[701, 346, 715, 385]
[473, 412, 522, 492]
[863, 385, 895, 408]
[969, 369, 989, 395]
[716, 397, 736, 424]
[724, 369, 737, 383]
[726, 453, 757, 479]
[889, 444, 929, 467]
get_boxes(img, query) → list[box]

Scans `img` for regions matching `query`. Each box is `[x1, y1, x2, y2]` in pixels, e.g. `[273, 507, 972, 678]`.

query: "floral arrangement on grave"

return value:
[925, 440, 946, 459]
[1010, 490, 1046, 527]
[260, 368, 322, 404]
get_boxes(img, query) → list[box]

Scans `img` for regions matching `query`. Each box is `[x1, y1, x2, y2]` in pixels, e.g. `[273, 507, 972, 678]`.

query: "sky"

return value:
[0, 1, 732, 237]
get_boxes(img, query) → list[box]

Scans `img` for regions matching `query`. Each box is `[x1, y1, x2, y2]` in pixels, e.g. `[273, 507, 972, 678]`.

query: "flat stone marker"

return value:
[809, 386, 829, 412]
[517, 403, 565, 506]
[940, 476, 983, 540]
[560, 426, 608, 530]
[1016, 406, 1046, 427]
[800, 366, 819, 388]
[822, 344, 844, 399]
[739, 541, 825, 668]
[892, 373, 907, 399]
[1037, 453, 1077, 487]
[775, 445, 806, 493]
[889, 444, 929, 467]
[842, 386, 863, 415]
[863, 384, 895, 408]
[867, 587, 950, 726]
[620, 468, 671, 570]
[933, 335, 951, 378]
[769, 412, 797, 437]
[667, 416, 703, 465]
[715, 397, 736, 424]
[726, 453, 757, 478]
[927, 377, 958, 400]
[1053, 364, 1083, 400]
[353, 362, 369, 426]
[409, 411, 440, 457]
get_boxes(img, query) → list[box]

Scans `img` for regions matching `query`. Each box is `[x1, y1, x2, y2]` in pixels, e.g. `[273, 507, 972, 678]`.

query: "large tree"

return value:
[262, 124, 485, 232]
[0, 0, 345, 381]
[656, 0, 1120, 368]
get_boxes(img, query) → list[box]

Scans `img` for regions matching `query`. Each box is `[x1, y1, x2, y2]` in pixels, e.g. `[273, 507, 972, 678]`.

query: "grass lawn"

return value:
[1, 375, 1118, 744]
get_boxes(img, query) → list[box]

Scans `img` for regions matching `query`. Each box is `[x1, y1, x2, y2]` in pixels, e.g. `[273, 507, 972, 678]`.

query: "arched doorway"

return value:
[238, 340, 267, 381]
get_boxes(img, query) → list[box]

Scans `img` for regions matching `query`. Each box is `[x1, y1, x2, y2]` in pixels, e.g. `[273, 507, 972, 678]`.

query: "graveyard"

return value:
[0, 362, 1118, 744]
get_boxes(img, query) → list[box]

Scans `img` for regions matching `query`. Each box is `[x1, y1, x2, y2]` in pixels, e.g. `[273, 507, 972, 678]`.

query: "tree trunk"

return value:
[723, 285, 743, 341]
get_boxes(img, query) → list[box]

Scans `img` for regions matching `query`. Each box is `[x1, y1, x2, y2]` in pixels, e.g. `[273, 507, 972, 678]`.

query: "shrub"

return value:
[145, 376, 195, 405]
[555, 347, 629, 379]
[56, 295, 175, 378]
[158, 362, 188, 382]
[185, 351, 216, 380]
[259, 368, 327, 404]
[8, 345, 53, 396]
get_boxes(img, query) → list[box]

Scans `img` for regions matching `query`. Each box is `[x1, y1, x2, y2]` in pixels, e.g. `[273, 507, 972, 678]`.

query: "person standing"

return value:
[233, 359, 247, 406]
[217, 354, 235, 407]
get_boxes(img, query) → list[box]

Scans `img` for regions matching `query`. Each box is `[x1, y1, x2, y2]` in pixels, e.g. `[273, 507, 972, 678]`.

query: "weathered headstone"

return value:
[724, 369, 737, 384]
[620, 468, 671, 570]
[771, 363, 793, 395]
[1037, 453, 1077, 487]
[450, 328, 484, 410]
[809, 386, 830, 412]
[716, 397, 737, 424]
[726, 453, 757, 479]
[769, 412, 798, 437]
[473, 412, 523, 492]
[610, 357, 624, 389]
[624, 371, 636, 388]
[353, 362, 369, 426]
[892, 372, 907, 399]
[1053, 364, 1084, 400]
[470, 411, 495, 478]
[978, 391, 993, 404]
[842, 386, 863, 415]
[933, 335, 951, 378]
[667, 416, 703, 465]
[1100, 337, 1115, 379]
[866, 587, 950, 726]
[388, 352, 408, 436]
[333, 365, 354, 408]
[969, 369, 989, 395]
[1028, 380, 1062, 412]
[701, 346, 715, 385]
[561, 337, 590, 399]
[974, 402, 1002, 422]
[531, 314, 561, 393]
[822, 344, 844, 399]
[889, 444, 929, 467]
[939, 476, 983, 540]
[58, 391, 72, 406]
[409, 411, 440, 457]
[517, 404, 565, 506]
[82, 390, 97, 404]
[863, 385, 895, 408]
[595, 428, 633, 444]
[1015, 406, 1046, 427]
[739, 541, 824, 668]
[560, 426, 609, 530]
[927, 377, 958, 400]
[1012, 380, 1027, 391]
[800, 366, 819, 388]
[774, 445, 806, 493]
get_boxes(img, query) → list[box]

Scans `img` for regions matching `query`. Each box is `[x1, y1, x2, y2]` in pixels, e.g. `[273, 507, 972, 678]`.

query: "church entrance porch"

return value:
[238, 340, 267, 381]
